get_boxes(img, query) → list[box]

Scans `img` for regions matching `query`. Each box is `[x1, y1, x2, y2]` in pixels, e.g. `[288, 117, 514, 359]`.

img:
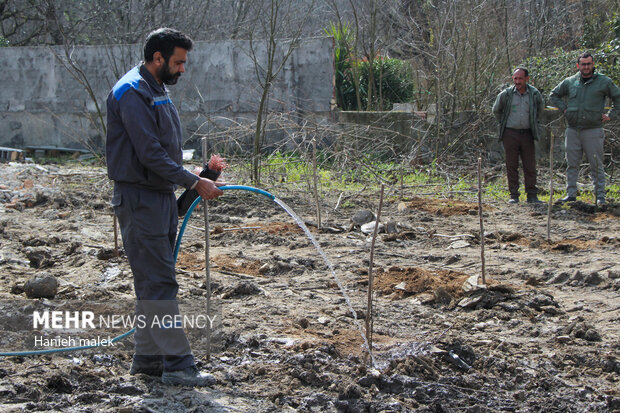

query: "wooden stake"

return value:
[202, 137, 212, 359]
[547, 132, 555, 241]
[312, 138, 321, 229]
[594, 154, 599, 212]
[477, 158, 486, 285]
[400, 159, 405, 201]
[365, 184, 384, 364]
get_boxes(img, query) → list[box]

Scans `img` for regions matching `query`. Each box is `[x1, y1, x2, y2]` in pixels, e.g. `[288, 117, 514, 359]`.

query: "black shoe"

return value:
[596, 198, 606, 206]
[508, 197, 519, 204]
[560, 196, 576, 202]
[527, 196, 543, 204]
[161, 365, 216, 387]
[130, 359, 163, 376]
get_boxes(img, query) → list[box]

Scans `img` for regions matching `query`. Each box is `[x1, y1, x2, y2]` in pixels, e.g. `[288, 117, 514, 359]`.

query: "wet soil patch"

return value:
[568, 200, 620, 217]
[489, 230, 608, 252]
[211, 254, 265, 277]
[176, 251, 207, 272]
[361, 266, 471, 301]
[541, 238, 599, 252]
[405, 197, 486, 216]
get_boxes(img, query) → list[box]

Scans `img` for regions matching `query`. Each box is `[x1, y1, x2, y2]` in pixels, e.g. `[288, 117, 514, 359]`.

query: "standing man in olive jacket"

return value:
[493, 67, 544, 204]
[550, 52, 620, 206]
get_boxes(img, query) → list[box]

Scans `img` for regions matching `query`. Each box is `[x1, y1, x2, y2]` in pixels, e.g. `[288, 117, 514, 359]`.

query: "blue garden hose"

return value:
[174, 185, 275, 263]
[0, 185, 275, 357]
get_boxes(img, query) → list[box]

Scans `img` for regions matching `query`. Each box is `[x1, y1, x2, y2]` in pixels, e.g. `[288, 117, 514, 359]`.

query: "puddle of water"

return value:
[273, 197, 376, 367]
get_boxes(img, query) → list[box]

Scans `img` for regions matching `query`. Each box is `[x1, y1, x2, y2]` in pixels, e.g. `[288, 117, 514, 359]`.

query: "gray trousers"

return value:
[112, 183, 194, 371]
[565, 127, 606, 199]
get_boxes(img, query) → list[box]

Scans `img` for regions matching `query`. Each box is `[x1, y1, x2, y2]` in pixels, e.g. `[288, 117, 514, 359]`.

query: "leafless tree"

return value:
[1, 0, 214, 46]
[246, 0, 316, 184]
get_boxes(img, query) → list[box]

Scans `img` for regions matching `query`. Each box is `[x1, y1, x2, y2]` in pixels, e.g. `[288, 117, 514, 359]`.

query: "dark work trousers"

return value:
[112, 182, 194, 372]
[502, 128, 538, 198]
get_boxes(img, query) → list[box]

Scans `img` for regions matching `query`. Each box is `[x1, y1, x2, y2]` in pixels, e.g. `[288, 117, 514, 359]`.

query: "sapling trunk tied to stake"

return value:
[547, 132, 555, 241]
[477, 158, 486, 285]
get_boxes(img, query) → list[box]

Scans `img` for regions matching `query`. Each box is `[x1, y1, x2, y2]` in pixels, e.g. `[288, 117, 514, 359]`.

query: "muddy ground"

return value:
[0, 161, 618, 412]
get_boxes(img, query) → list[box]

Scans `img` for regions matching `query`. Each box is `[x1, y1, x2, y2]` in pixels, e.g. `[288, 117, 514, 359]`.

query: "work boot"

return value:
[130, 359, 164, 376]
[527, 195, 543, 204]
[560, 195, 576, 202]
[161, 365, 216, 387]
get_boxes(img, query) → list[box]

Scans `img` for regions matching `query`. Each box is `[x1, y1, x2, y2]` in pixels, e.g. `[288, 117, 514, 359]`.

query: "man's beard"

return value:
[158, 61, 181, 85]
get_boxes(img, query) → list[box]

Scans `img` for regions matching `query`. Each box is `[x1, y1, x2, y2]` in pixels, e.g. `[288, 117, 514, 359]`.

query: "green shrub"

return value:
[324, 23, 355, 111]
[339, 57, 414, 111]
[523, 50, 582, 97]
[524, 12, 620, 99]
[523, 47, 620, 99]
[325, 23, 414, 111]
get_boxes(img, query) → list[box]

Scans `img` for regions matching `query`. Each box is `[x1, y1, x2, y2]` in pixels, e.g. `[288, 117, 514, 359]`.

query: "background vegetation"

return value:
[1, 0, 619, 197]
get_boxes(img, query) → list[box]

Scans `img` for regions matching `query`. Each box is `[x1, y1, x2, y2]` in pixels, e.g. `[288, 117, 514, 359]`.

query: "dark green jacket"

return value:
[549, 72, 620, 129]
[492, 84, 543, 141]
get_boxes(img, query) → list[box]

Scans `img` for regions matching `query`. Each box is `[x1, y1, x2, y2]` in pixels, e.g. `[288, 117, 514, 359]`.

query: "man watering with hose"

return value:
[106, 28, 223, 386]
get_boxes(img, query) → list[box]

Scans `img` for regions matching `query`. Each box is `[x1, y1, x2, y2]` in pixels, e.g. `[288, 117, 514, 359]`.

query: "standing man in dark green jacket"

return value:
[550, 52, 620, 206]
[493, 67, 544, 204]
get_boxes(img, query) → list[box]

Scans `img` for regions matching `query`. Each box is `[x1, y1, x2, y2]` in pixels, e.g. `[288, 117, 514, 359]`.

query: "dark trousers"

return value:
[112, 183, 194, 372]
[502, 128, 538, 198]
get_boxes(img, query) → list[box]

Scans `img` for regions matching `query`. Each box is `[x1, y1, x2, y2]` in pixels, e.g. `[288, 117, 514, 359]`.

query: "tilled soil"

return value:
[0, 162, 619, 412]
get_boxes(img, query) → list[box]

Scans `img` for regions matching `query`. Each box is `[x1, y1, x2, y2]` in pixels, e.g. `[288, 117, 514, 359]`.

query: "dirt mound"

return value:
[358, 266, 471, 301]
[405, 196, 487, 216]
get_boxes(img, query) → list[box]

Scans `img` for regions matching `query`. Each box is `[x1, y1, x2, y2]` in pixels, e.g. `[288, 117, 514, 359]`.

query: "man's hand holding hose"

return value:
[178, 154, 228, 214]
[194, 176, 224, 200]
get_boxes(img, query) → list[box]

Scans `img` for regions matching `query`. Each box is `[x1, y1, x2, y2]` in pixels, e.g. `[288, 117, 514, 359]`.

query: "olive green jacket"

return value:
[492, 84, 543, 141]
[550, 72, 620, 129]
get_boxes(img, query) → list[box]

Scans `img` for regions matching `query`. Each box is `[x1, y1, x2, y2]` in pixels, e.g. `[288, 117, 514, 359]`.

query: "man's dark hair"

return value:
[144, 28, 193, 63]
[577, 51, 594, 64]
[513, 67, 529, 77]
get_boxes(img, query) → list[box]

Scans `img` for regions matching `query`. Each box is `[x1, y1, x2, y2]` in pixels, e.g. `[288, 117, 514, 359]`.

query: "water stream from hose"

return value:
[273, 197, 376, 368]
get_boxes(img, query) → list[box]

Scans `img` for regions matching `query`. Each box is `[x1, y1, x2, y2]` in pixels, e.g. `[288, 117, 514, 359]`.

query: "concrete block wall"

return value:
[0, 37, 334, 152]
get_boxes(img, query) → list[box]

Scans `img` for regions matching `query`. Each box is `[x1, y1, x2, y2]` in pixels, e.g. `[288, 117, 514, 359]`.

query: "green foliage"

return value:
[580, 16, 611, 49]
[595, 43, 620, 86]
[0, 36, 9, 47]
[580, 12, 620, 50]
[610, 13, 620, 38]
[522, 50, 582, 97]
[523, 47, 620, 98]
[325, 22, 414, 111]
[264, 151, 313, 183]
[525, 13, 620, 98]
[324, 22, 355, 111]
[339, 57, 415, 111]
[256, 150, 619, 205]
